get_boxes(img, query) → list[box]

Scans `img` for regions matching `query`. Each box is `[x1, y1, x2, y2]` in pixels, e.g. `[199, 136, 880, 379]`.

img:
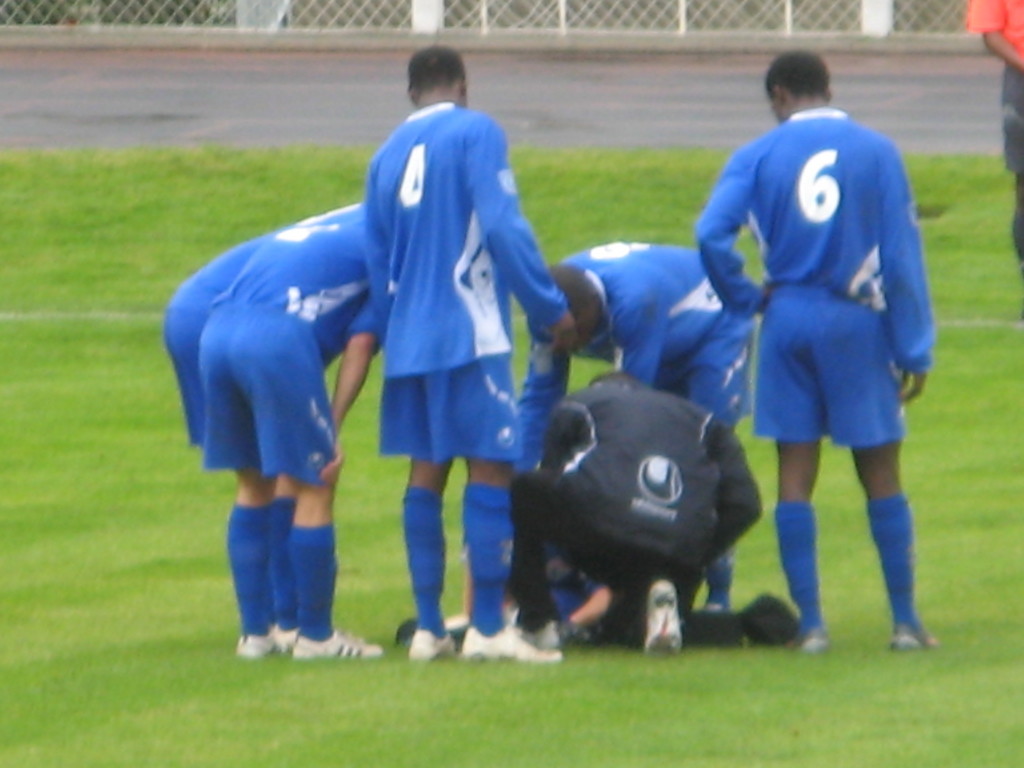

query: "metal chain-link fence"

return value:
[0, 0, 967, 34]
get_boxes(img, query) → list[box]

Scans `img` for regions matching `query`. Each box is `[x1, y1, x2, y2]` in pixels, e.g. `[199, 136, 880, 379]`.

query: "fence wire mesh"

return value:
[0, 0, 967, 34]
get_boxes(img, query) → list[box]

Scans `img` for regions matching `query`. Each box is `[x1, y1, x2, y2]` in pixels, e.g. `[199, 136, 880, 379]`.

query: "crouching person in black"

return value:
[508, 372, 762, 654]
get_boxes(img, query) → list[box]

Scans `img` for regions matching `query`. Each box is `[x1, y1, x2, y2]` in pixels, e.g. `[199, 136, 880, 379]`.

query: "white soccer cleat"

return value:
[292, 630, 384, 660]
[644, 579, 683, 655]
[460, 626, 563, 663]
[236, 633, 277, 660]
[408, 629, 457, 661]
[271, 625, 299, 654]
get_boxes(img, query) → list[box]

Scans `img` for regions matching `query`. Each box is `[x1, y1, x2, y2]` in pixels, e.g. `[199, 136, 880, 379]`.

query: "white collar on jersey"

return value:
[407, 101, 457, 122]
[789, 106, 848, 122]
[583, 269, 608, 312]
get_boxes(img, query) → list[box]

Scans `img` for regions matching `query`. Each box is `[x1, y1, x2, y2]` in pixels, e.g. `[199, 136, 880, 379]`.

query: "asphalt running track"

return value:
[0, 44, 1006, 155]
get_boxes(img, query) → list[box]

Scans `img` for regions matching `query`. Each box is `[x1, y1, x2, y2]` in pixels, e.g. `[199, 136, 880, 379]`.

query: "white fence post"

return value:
[861, 0, 894, 36]
[236, 0, 290, 30]
[412, 0, 444, 33]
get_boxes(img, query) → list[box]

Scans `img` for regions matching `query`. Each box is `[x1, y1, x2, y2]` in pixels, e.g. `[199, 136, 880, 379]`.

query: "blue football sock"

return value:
[403, 486, 446, 637]
[868, 494, 919, 629]
[269, 497, 298, 631]
[775, 501, 823, 635]
[704, 549, 735, 610]
[226, 503, 272, 637]
[464, 483, 513, 636]
[289, 524, 337, 642]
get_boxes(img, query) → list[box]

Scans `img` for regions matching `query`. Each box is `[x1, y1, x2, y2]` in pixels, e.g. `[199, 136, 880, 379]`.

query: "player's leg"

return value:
[227, 469, 277, 657]
[243, 315, 379, 659]
[199, 310, 278, 656]
[463, 457, 515, 637]
[852, 442, 937, 649]
[284, 477, 382, 659]
[381, 374, 457, 658]
[404, 459, 453, 650]
[267, 488, 298, 646]
[775, 441, 827, 650]
[756, 290, 829, 650]
[702, 549, 735, 611]
[507, 470, 565, 633]
[822, 300, 934, 648]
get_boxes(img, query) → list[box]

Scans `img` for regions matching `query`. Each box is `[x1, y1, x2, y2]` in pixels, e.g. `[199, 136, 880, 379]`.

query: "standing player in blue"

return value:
[695, 51, 938, 653]
[164, 232, 301, 648]
[363, 45, 577, 662]
[518, 241, 754, 610]
[199, 204, 383, 659]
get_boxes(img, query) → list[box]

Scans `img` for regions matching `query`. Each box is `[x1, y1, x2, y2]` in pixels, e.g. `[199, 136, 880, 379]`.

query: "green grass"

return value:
[1, 147, 1022, 767]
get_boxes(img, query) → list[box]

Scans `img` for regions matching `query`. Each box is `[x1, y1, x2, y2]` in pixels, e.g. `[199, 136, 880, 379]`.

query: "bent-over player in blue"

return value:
[363, 45, 576, 662]
[696, 51, 937, 653]
[199, 204, 382, 659]
[164, 233, 302, 644]
[518, 242, 754, 609]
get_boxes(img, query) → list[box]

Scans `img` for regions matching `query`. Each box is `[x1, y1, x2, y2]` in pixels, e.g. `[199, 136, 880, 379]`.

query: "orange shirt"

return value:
[968, 0, 1024, 55]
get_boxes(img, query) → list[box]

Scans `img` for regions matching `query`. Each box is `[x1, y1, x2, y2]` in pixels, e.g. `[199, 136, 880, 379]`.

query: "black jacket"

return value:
[540, 377, 761, 567]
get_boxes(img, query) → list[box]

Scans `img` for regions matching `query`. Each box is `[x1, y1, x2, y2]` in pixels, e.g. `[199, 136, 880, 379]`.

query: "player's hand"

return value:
[548, 311, 578, 353]
[899, 371, 927, 403]
[319, 444, 346, 485]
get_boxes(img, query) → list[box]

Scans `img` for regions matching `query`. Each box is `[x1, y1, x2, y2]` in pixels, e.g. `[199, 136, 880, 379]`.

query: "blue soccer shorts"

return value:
[755, 286, 905, 448]
[380, 355, 521, 464]
[200, 306, 335, 485]
[163, 302, 210, 447]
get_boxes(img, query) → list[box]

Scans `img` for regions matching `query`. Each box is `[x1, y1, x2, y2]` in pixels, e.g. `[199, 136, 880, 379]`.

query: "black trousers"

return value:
[508, 470, 702, 648]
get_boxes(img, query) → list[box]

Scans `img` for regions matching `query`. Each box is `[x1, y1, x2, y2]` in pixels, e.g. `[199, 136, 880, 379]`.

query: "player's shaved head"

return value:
[765, 51, 830, 99]
[408, 46, 466, 95]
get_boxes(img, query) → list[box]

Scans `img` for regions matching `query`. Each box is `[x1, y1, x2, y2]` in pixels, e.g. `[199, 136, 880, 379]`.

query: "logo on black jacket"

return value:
[634, 454, 684, 517]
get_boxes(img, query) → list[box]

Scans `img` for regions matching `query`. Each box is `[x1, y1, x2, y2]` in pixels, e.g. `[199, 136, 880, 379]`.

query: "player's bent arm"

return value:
[567, 585, 613, 628]
[696, 164, 764, 317]
[320, 331, 378, 485]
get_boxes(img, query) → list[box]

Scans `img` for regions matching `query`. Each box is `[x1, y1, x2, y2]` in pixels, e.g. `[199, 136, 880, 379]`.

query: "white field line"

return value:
[0, 311, 162, 322]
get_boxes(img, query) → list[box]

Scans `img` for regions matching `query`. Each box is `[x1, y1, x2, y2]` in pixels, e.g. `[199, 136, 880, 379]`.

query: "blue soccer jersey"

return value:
[696, 107, 934, 374]
[518, 242, 753, 469]
[200, 204, 374, 483]
[218, 204, 374, 364]
[363, 102, 567, 378]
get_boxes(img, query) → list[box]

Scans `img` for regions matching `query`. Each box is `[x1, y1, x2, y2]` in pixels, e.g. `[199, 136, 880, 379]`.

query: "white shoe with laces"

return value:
[408, 629, 457, 661]
[644, 580, 683, 655]
[292, 630, 384, 660]
[460, 626, 562, 663]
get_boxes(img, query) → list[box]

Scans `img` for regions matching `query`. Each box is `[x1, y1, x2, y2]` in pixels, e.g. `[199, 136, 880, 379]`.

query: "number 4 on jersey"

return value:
[400, 144, 426, 207]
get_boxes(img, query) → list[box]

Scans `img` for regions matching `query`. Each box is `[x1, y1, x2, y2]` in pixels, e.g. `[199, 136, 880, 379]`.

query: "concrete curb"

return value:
[0, 26, 983, 56]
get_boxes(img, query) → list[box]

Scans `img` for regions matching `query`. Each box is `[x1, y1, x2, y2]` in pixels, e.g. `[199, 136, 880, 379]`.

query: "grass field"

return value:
[1, 146, 1022, 767]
